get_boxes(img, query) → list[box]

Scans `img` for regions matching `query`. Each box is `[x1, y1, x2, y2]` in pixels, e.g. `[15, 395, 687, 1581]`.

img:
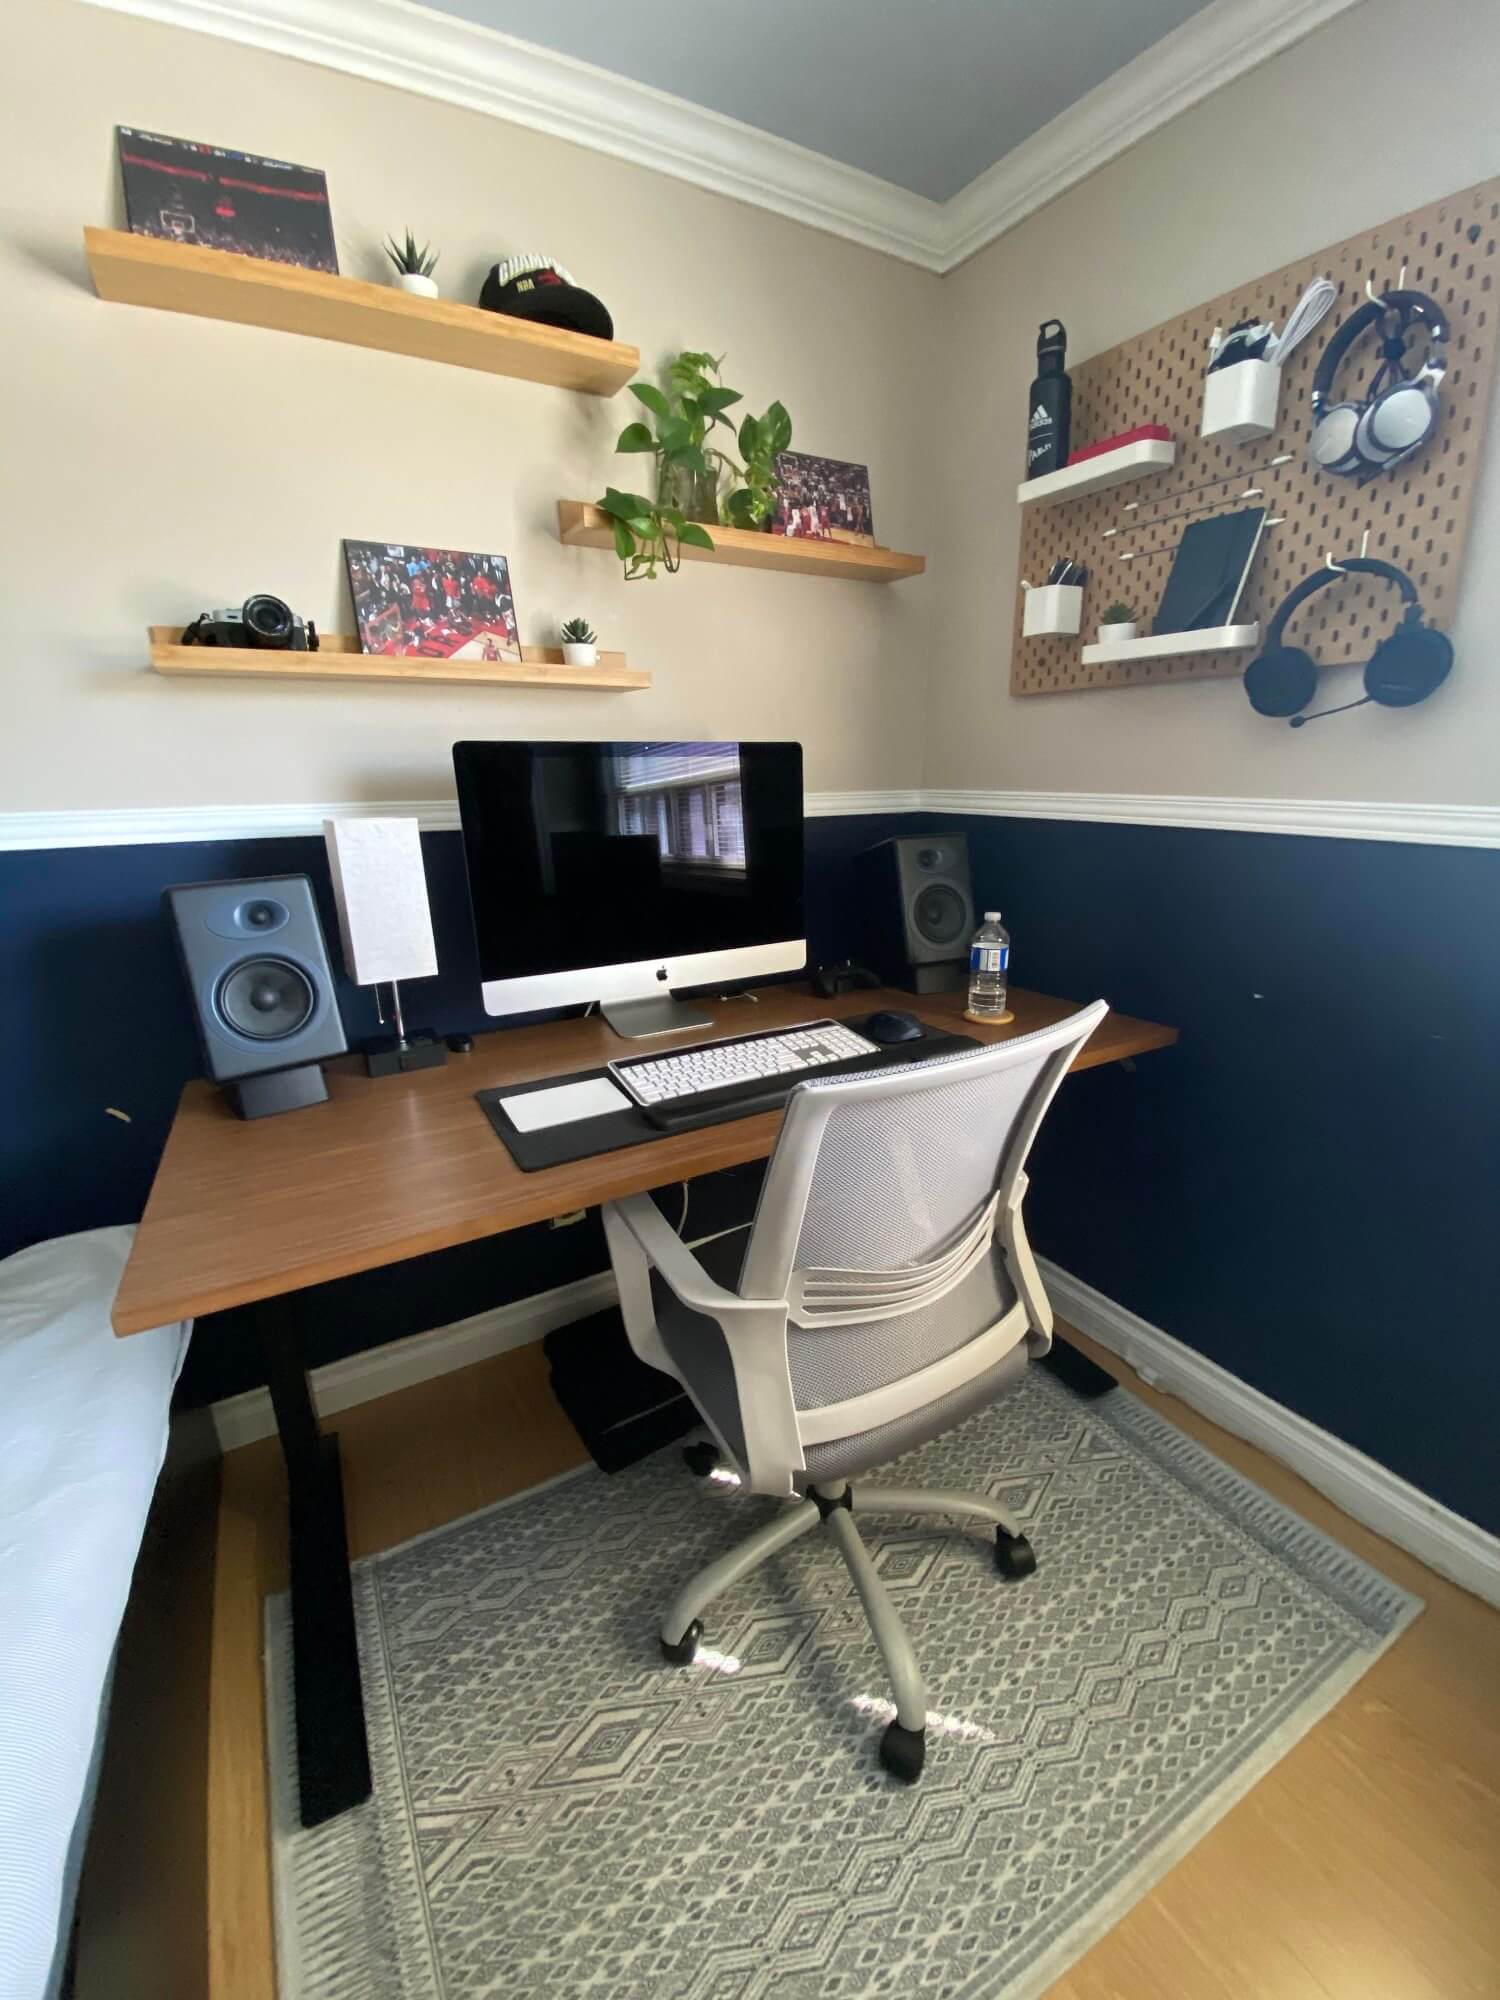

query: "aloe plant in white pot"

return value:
[560, 616, 598, 666]
[384, 230, 439, 299]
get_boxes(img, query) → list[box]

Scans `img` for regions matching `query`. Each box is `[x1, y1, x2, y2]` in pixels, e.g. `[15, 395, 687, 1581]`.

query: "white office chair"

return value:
[602, 999, 1107, 1781]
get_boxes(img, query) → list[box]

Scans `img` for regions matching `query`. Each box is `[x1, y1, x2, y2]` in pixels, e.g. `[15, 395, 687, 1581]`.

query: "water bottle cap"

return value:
[984, 911, 1001, 922]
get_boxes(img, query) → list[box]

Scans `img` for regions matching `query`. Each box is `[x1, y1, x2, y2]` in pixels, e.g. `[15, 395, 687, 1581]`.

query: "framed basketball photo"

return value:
[344, 542, 522, 662]
[771, 451, 876, 545]
[116, 127, 338, 272]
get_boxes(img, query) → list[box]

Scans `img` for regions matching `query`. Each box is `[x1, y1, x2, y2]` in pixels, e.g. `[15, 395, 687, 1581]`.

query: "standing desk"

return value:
[112, 984, 1178, 1825]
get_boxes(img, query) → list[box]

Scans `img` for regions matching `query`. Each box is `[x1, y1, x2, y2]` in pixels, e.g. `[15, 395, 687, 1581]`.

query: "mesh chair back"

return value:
[739, 1007, 1106, 1414]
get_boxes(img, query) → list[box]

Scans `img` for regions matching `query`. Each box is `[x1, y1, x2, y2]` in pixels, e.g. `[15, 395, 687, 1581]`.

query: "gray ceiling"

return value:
[433, 0, 1216, 201]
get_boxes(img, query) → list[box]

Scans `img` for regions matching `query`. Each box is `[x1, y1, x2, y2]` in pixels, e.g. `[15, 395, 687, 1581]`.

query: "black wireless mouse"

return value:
[864, 1009, 924, 1045]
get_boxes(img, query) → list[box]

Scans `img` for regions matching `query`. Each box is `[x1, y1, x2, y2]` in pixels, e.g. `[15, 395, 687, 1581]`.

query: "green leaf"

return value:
[612, 518, 636, 561]
[614, 421, 656, 454]
[737, 413, 761, 460]
[674, 444, 710, 474]
[764, 402, 792, 454]
[656, 416, 692, 453]
[696, 386, 742, 415]
[677, 522, 715, 550]
[629, 382, 670, 418]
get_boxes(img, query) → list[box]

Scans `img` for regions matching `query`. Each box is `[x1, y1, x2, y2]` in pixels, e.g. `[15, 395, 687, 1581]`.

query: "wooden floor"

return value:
[209, 1329, 1500, 2000]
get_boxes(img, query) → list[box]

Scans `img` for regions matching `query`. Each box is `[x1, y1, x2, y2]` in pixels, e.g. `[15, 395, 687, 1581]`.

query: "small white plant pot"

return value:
[1022, 583, 1083, 638]
[395, 272, 439, 299]
[561, 642, 598, 667]
[1097, 620, 1138, 645]
[1201, 358, 1281, 444]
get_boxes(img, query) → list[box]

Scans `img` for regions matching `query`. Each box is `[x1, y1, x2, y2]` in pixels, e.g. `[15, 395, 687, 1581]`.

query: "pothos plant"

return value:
[595, 351, 793, 579]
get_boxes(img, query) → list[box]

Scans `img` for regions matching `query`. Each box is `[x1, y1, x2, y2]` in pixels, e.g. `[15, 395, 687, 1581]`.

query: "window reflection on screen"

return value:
[611, 742, 746, 874]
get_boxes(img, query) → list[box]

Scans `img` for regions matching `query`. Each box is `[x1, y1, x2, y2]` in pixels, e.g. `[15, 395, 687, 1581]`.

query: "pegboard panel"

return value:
[1011, 178, 1500, 695]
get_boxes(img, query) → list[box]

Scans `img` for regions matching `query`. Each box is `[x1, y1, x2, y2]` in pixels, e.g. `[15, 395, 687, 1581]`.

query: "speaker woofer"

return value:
[911, 882, 969, 947]
[216, 957, 317, 1040]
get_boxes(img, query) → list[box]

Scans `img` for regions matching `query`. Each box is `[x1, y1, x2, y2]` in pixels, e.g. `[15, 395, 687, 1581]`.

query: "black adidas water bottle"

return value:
[1025, 319, 1072, 478]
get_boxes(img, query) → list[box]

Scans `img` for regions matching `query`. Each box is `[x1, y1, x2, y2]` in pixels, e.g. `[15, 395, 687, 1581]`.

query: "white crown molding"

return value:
[80, 0, 943, 268]
[921, 790, 1500, 850]
[3, 789, 1496, 851]
[936, 0, 1364, 271]
[1040, 1259, 1500, 1610]
[79, 0, 1360, 275]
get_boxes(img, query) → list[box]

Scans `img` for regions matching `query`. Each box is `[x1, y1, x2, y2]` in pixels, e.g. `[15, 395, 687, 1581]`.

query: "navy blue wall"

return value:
[5, 810, 1495, 1532]
[932, 813, 1499, 1535]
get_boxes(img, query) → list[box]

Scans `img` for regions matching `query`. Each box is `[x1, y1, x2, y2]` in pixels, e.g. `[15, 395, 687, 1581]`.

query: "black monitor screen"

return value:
[453, 740, 804, 981]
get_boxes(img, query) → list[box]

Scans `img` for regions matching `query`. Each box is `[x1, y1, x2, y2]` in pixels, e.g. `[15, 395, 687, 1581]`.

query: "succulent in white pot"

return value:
[1098, 600, 1138, 644]
[384, 230, 439, 299]
[560, 616, 598, 666]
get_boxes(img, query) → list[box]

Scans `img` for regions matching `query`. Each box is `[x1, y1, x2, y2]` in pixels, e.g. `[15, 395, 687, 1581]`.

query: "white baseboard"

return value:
[209, 1266, 618, 1451]
[1041, 1258, 1500, 1610]
[211, 1243, 1500, 1610]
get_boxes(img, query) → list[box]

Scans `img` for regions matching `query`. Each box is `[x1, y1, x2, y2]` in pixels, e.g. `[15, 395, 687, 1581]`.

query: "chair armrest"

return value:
[607, 1194, 757, 1319]
[605, 1194, 803, 1496]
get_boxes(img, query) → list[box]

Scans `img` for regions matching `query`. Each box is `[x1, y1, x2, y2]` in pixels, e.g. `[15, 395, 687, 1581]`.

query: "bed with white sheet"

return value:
[0, 1225, 190, 2000]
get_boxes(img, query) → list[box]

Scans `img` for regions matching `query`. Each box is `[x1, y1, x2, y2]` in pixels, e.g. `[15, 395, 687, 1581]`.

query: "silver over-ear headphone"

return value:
[1309, 289, 1447, 479]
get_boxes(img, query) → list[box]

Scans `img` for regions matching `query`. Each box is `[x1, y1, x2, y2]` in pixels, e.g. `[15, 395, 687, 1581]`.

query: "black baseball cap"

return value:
[478, 254, 613, 342]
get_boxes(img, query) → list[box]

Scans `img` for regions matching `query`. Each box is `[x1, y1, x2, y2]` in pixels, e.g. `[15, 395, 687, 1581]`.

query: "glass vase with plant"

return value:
[594, 350, 792, 579]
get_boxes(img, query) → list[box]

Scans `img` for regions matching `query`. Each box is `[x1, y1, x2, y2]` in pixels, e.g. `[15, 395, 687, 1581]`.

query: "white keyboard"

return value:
[608, 1019, 881, 1108]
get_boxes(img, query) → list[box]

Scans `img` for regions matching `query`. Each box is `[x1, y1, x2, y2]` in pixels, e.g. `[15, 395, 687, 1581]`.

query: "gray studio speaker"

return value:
[165, 875, 348, 1118]
[855, 834, 975, 992]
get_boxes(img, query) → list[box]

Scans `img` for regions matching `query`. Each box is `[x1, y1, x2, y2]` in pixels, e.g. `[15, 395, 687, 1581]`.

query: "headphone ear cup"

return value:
[1245, 645, 1319, 717]
[1310, 403, 1363, 475]
[1364, 623, 1453, 707]
[1356, 382, 1438, 465]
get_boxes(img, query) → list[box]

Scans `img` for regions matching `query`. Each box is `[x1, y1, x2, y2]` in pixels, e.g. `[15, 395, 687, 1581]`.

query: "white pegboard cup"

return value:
[1021, 583, 1083, 638]
[1201, 359, 1282, 445]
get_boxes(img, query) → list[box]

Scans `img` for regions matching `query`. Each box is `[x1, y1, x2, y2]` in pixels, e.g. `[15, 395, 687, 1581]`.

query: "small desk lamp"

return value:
[323, 816, 446, 1074]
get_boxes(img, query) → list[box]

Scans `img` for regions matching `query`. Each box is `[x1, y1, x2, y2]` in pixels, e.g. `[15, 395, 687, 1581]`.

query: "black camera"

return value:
[181, 595, 319, 652]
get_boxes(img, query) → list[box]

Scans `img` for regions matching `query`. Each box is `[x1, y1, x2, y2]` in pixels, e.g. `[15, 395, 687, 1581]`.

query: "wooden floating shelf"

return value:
[1079, 623, 1259, 666]
[147, 628, 649, 691]
[85, 228, 640, 396]
[1016, 438, 1177, 508]
[557, 501, 925, 582]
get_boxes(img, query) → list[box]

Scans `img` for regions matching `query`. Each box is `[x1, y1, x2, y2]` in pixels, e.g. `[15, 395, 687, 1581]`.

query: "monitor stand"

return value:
[601, 993, 713, 1039]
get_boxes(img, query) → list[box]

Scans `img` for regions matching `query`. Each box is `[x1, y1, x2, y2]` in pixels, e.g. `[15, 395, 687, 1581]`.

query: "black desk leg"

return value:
[258, 1311, 373, 1828]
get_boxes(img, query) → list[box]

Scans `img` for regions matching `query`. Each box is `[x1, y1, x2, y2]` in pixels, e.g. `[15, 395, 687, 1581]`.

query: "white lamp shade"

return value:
[322, 817, 439, 987]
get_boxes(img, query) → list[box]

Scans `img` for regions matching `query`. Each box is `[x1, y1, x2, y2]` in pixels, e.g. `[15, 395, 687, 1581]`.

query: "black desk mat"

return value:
[477, 1017, 976, 1172]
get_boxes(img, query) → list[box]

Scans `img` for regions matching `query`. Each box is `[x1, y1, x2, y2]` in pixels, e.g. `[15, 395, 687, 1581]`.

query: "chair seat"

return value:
[651, 1225, 1031, 1485]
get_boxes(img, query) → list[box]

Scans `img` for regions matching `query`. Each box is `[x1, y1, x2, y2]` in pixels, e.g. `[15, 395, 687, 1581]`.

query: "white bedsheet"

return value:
[0, 1226, 189, 2000]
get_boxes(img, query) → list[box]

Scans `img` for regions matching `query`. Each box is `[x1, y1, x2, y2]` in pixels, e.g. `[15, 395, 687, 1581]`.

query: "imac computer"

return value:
[453, 739, 805, 1037]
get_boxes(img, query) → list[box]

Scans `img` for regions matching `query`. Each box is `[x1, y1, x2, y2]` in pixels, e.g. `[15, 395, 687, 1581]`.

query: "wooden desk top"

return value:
[112, 986, 1176, 1334]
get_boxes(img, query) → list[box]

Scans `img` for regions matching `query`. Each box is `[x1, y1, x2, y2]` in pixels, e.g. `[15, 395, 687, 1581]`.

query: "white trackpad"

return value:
[500, 1076, 632, 1132]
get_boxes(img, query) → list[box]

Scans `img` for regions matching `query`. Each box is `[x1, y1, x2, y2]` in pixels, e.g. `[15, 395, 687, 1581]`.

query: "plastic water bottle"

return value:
[968, 912, 1010, 1019]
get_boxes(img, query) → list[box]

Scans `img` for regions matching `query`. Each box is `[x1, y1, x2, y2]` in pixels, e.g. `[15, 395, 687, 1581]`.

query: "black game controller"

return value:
[811, 960, 882, 998]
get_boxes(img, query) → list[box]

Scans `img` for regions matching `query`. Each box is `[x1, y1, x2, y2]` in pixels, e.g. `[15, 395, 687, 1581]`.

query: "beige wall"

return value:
[928, 0, 1500, 806]
[1, 0, 940, 813]
[6, 0, 1499, 819]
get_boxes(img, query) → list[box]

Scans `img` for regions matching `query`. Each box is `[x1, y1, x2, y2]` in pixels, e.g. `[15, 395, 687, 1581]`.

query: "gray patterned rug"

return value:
[267, 1371, 1419, 2000]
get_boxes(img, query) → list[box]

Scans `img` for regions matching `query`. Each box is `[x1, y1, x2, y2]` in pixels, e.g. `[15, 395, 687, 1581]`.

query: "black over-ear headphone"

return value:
[1309, 289, 1447, 479]
[1243, 557, 1453, 726]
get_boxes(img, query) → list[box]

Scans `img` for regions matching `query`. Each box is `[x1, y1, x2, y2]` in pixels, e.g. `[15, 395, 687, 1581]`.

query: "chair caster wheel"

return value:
[682, 1441, 720, 1478]
[995, 1529, 1037, 1580]
[660, 1618, 703, 1665]
[879, 1721, 925, 1783]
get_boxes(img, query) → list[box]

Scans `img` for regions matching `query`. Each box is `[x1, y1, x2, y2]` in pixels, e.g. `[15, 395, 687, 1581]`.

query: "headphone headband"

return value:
[1265, 556, 1421, 649]
[1311, 289, 1449, 416]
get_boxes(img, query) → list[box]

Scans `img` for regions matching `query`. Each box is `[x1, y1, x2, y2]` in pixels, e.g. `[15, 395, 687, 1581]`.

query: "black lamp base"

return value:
[362, 1032, 447, 1077]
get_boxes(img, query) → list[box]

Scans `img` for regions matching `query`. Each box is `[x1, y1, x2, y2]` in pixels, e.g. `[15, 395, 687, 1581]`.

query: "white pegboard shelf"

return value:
[1016, 438, 1176, 508]
[1080, 624, 1259, 666]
